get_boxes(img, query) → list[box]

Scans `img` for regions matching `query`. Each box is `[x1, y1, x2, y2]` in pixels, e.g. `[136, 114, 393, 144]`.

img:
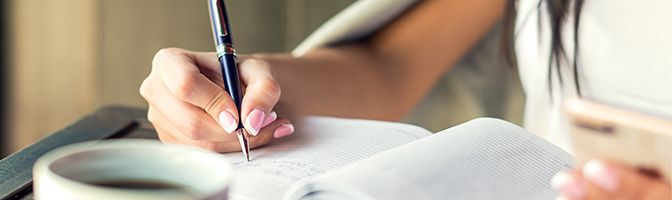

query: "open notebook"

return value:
[223, 117, 573, 200]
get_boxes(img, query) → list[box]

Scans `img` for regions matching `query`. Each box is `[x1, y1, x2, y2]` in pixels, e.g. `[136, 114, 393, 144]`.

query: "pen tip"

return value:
[237, 129, 251, 162]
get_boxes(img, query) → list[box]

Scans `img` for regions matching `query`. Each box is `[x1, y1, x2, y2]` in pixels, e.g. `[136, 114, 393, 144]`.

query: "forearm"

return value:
[257, 0, 505, 121]
[255, 44, 405, 121]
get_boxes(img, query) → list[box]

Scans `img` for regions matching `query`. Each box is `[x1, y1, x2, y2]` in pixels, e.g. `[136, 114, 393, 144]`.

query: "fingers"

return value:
[250, 117, 294, 148]
[552, 160, 672, 200]
[153, 48, 239, 133]
[582, 160, 671, 199]
[552, 170, 588, 199]
[238, 58, 282, 136]
[149, 106, 238, 152]
[271, 121, 295, 139]
[152, 107, 292, 152]
[142, 75, 230, 141]
[262, 111, 278, 127]
[150, 102, 293, 153]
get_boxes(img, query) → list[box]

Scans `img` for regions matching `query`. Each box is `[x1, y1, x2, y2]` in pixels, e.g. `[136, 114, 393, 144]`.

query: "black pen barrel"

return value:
[219, 54, 244, 129]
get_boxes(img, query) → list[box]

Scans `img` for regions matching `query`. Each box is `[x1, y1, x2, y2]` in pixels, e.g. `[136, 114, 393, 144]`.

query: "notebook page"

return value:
[287, 118, 573, 200]
[223, 116, 431, 200]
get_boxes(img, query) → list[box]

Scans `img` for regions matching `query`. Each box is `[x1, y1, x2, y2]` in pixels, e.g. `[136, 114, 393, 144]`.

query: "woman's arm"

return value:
[261, 0, 505, 120]
[141, 0, 505, 152]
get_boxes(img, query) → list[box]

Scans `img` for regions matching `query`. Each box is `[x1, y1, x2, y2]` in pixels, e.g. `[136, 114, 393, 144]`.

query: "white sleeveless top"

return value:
[515, 0, 672, 153]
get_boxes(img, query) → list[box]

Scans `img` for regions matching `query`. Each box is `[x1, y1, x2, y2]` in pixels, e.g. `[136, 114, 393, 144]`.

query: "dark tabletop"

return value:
[0, 106, 156, 200]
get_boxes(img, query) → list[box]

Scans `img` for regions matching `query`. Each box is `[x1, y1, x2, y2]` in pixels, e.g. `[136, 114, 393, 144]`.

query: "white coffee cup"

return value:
[33, 139, 234, 200]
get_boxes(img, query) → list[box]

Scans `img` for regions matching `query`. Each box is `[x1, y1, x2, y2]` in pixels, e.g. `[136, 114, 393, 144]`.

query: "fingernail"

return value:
[262, 111, 277, 127]
[218, 111, 237, 133]
[245, 109, 265, 136]
[273, 124, 294, 139]
[583, 160, 618, 192]
[552, 171, 585, 199]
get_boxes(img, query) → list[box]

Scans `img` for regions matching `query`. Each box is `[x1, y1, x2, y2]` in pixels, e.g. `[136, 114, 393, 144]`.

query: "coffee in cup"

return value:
[33, 139, 234, 200]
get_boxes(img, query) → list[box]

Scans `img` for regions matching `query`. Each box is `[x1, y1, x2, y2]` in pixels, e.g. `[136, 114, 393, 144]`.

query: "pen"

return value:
[208, 0, 251, 162]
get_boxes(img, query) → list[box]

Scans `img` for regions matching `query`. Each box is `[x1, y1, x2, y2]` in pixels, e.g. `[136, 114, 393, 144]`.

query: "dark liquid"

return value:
[89, 180, 184, 190]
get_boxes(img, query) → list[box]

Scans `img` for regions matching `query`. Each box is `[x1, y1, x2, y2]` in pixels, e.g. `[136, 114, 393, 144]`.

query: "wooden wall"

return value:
[10, 0, 100, 152]
[7, 0, 355, 153]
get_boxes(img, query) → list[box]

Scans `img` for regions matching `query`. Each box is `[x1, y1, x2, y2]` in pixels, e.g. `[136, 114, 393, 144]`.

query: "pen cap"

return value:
[208, 0, 234, 46]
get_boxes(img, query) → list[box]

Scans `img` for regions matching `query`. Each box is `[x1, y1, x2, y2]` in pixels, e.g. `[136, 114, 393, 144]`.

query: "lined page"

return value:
[287, 118, 573, 200]
[223, 117, 431, 200]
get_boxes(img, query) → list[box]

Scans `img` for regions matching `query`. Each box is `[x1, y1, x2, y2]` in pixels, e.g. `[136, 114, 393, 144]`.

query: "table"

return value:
[0, 106, 156, 200]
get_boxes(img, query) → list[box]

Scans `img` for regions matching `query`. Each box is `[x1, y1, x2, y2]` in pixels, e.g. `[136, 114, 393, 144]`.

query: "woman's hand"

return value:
[140, 48, 295, 152]
[552, 160, 671, 200]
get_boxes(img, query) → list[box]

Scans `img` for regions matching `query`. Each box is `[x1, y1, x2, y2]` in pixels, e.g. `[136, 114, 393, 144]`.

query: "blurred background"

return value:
[1, 0, 524, 157]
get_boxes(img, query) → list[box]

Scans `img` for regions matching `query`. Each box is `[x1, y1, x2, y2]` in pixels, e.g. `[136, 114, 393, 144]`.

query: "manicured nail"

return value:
[218, 111, 237, 134]
[583, 160, 618, 192]
[262, 111, 277, 127]
[552, 171, 585, 199]
[273, 124, 294, 139]
[245, 109, 265, 136]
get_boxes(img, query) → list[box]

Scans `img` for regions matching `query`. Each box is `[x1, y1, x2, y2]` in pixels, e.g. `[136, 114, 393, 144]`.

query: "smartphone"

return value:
[564, 99, 672, 183]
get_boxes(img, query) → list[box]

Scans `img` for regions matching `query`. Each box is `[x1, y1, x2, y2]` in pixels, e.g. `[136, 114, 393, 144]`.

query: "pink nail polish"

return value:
[273, 124, 294, 139]
[551, 172, 585, 199]
[218, 111, 237, 134]
[245, 109, 265, 136]
[583, 160, 619, 192]
[262, 111, 278, 127]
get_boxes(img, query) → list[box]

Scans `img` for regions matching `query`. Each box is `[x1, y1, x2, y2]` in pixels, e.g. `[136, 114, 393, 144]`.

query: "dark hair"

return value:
[502, 0, 585, 96]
